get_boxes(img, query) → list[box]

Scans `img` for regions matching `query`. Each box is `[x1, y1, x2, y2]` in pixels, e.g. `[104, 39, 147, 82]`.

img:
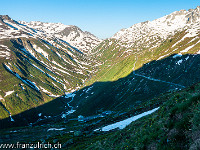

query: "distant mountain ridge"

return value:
[19, 21, 102, 53]
[112, 6, 200, 49]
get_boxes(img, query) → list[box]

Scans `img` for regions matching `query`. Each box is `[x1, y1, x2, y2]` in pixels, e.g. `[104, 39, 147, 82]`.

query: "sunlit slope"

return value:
[88, 7, 200, 84]
[89, 25, 200, 84]
[0, 15, 99, 120]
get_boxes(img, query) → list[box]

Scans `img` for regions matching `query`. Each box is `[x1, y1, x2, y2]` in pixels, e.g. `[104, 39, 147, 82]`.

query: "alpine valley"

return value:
[0, 6, 200, 150]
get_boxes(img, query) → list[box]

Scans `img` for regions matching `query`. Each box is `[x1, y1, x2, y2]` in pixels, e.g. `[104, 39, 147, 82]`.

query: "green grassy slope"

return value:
[88, 30, 200, 85]
[70, 51, 200, 117]
[85, 83, 200, 150]
[48, 82, 199, 150]
[0, 37, 97, 120]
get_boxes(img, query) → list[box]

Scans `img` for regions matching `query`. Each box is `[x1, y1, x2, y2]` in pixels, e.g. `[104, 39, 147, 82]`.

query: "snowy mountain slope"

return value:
[112, 6, 200, 49]
[89, 6, 200, 83]
[19, 21, 102, 53]
[0, 15, 100, 120]
[0, 15, 35, 39]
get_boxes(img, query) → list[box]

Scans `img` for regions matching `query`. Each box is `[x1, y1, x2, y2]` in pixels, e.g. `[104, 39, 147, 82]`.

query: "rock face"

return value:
[0, 15, 12, 21]
[19, 21, 102, 53]
[112, 6, 200, 49]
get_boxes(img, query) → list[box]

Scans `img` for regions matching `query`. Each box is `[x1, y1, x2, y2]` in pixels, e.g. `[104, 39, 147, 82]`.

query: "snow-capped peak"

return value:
[19, 21, 102, 53]
[112, 6, 200, 48]
[0, 15, 101, 54]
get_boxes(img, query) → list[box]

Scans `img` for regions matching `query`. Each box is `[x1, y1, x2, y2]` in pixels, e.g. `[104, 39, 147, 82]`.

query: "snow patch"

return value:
[176, 59, 183, 65]
[61, 110, 76, 118]
[185, 56, 190, 60]
[85, 86, 93, 93]
[65, 92, 76, 99]
[33, 45, 49, 58]
[49, 94, 60, 98]
[181, 40, 200, 53]
[10, 115, 14, 122]
[173, 53, 182, 58]
[4, 90, 14, 97]
[47, 128, 65, 131]
[100, 107, 159, 132]
[40, 86, 50, 93]
[0, 51, 10, 59]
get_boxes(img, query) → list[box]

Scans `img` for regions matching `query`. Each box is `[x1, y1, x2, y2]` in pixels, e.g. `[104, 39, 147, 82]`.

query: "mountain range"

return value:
[0, 6, 200, 150]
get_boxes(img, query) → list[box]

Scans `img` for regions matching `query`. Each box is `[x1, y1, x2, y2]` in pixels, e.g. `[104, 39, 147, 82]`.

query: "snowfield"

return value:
[4, 90, 15, 97]
[99, 107, 159, 132]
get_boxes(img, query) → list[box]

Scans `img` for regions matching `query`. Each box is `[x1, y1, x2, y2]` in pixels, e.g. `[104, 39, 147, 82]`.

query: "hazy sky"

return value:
[1, 0, 199, 39]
